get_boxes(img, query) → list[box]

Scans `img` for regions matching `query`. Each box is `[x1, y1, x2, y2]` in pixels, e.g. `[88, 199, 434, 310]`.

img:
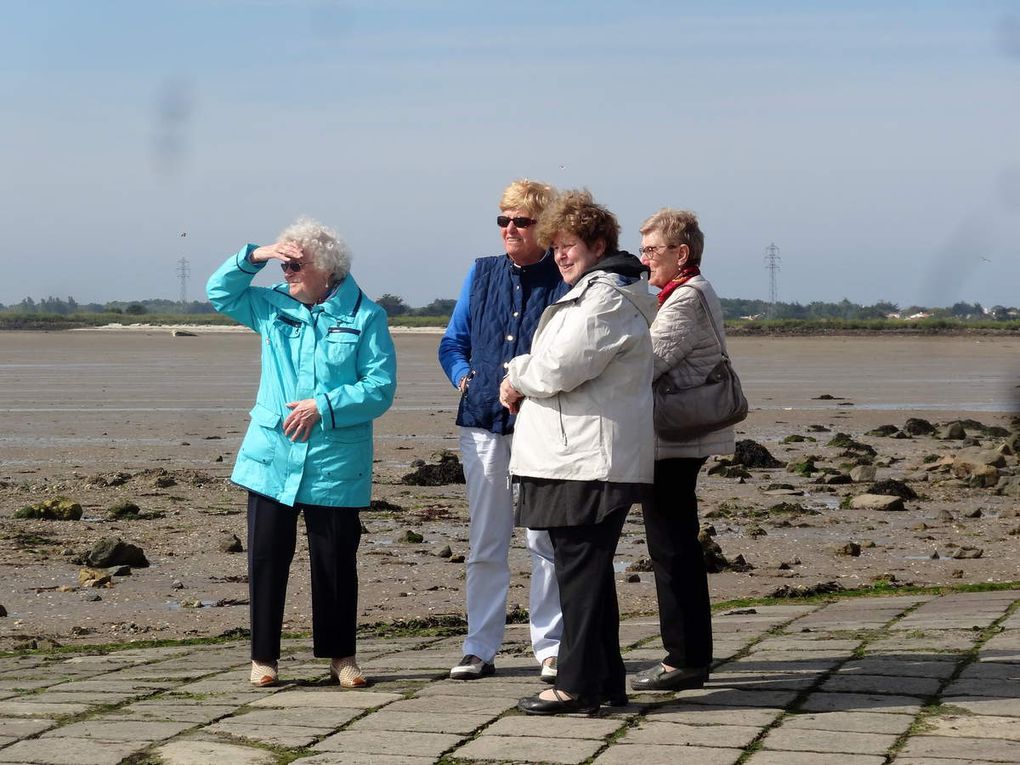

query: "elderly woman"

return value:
[499, 190, 656, 714]
[206, 217, 396, 688]
[630, 209, 734, 692]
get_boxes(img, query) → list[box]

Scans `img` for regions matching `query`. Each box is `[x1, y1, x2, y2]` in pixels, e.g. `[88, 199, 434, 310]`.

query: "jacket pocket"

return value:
[240, 404, 280, 464]
[323, 331, 359, 368]
[319, 424, 372, 482]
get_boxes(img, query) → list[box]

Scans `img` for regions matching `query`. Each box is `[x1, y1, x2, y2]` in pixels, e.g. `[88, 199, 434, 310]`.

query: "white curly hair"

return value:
[278, 216, 352, 280]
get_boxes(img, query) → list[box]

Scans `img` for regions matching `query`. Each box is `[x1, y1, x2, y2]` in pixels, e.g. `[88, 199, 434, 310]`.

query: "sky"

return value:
[3, 0, 1019, 310]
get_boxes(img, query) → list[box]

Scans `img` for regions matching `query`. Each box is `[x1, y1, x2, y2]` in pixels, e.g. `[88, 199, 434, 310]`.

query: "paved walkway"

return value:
[0, 590, 1017, 765]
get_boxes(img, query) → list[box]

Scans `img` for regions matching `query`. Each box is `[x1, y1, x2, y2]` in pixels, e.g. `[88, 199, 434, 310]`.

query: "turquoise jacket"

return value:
[206, 245, 397, 508]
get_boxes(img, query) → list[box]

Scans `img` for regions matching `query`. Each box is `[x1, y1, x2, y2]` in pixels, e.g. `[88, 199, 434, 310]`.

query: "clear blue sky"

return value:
[3, 1, 1018, 309]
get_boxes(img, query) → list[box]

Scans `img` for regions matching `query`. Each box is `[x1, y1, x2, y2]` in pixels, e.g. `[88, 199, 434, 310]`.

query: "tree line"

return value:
[1, 295, 1016, 322]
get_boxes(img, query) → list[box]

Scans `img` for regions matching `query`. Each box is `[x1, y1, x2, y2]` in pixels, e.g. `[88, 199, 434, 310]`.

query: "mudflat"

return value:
[0, 329, 1018, 650]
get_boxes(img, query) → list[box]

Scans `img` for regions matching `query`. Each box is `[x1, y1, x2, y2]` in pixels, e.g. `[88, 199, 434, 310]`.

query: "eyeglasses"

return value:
[497, 215, 537, 228]
[280, 261, 303, 272]
[638, 244, 679, 257]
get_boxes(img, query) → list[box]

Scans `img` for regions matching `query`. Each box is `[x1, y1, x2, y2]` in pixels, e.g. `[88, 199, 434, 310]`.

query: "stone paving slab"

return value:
[385, 694, 518, 715]
[592, 743, 743, 765]
[898, 734, 1020, 761]
[347, 709, 494, 734]
[0, 719, 54, 738]
[102, 701, 237, 724]
[620, 720, 761, 748]
[943, 677, 1020, 697]
[312, 729, 462, 757]
[744, 752, 885, 764]
[781, 710, 915, 735]
[451, 733, 603, 764]
[212, 706, 362, 730]
[957, 661, 1020, 680]
[40, 719, 192, 741]
[836, 656, 959, 678]
[941, 695, 1020, 717]
[761, 726, 899, 755]
[643, 704, 784, 727]
[0, 737, 145, 764]
[205, 721, 329, 748]
[292, 754, 435, 765]
[0, 701, 91, 717]
[248, 689, 402, 708]
[155, 739, 277, 765]
[482, 715, 623, 739]
[798, 691, 925, 715]
[820, 672, 943, 696]
[924, 713, 1020, 740]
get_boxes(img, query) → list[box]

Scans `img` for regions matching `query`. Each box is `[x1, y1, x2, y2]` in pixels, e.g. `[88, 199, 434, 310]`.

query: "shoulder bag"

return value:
[653, 282, 748, 440]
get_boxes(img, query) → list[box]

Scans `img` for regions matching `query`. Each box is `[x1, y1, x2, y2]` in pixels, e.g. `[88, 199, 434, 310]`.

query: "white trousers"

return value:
[459, 427, 562, 664]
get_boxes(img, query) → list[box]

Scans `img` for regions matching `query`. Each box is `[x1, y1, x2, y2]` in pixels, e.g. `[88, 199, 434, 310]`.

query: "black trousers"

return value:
[643, 457, 712, 668]
[247, 492, 362, 662]
[548, 508, 628, 700]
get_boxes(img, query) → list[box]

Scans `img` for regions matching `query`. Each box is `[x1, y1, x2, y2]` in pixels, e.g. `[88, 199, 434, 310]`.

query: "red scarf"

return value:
[657, 265, 701, 306]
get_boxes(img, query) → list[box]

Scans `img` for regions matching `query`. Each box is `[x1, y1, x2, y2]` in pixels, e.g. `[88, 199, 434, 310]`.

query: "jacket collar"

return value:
[265, 273, 363, 324]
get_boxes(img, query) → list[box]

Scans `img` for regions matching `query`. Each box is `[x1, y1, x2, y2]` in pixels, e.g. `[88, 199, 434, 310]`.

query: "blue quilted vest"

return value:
[456, 252, 566, 434]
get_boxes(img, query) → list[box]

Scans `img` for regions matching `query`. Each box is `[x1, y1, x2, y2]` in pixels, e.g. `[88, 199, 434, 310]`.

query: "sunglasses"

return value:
[497, 215, 537, 228]
[280, 261, 303, 273]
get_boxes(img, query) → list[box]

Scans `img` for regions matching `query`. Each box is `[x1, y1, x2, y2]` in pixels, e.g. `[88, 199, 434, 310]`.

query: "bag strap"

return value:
[682, 281, 729, 358]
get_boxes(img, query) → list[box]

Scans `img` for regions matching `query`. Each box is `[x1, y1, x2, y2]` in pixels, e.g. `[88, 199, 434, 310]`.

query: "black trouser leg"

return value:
[303, 505, 362, 658]
[550, 508, 628, 699]
[247, 493, 299, 662]
[644, 457, 712, 668]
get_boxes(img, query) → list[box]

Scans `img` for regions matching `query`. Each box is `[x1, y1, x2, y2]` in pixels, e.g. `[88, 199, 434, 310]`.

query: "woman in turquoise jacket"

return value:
[206, 216, 396, 689]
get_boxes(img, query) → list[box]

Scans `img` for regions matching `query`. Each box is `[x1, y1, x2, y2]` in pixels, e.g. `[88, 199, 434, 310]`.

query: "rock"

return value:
[866, 425, 901, 437]
[939, 421, 967, 440]
[936, 509, 954, 522]
[698, 529, 729, 573]
[85, 537, 150, 568]
[400, 450, 466, 486]
[218, 533, 243, 553]
[903, 418, 937, 436]
[866, 479, 918, 500]
[787, 456, 820, 476]
[767, 581, 843, 598]
[996, 475, 1020, 498]
[733, 440, 783, 468]
[625, 573, 641, 583]
[172, 329, 197, 337]
[434, 545, 453, 558]
[0, 605, 7, 617]
[107, 501, 142, 520]
[807, 424, 831, 432]
[397, 530, 424, 544]
[766, 501, 819, 516]
[954, 448, 1008, 470]
[369, 498, 405, 512]
[963, 508, 983, 518]
[111, 565, 132, 576]
[626, 557, 654, 572]
[813, 394, 841, 400]
[849, 465, 878, 483]
[952, 546, 984, 559]
[78, 568, 112, 588]
[82, 593, 102, 602]
[960, 464, 1000, 488]
[14, 498, 83, 521]
[86, 471, 132, 487]
[728, 554, 754, 572]
[153, 475, 176, 488]
[747, 525, 767, 538]
[827, 432, 877, 456]
[781, 434, 816, 443]
[818, 472, 852, 485]
[836, 542, 862, 557]
[707, 464, 752, 479]
[850, 494, 905, 511]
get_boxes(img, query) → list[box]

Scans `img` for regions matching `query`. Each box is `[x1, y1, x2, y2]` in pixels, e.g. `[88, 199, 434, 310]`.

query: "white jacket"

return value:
[508, 268, 657, 483]
[652, 275, 736, 459]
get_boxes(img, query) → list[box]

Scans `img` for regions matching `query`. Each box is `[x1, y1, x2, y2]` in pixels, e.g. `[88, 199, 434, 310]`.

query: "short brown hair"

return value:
[537, 189, 620, 253]
[499, 179, 555, 217]
[639, 208, 705, 266]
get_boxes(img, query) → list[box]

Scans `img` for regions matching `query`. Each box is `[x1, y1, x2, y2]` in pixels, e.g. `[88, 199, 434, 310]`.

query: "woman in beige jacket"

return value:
[631, 209, 735, 692]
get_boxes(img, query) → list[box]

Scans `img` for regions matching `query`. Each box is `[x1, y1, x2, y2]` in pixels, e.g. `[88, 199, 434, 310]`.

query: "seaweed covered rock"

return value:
[400, 451, 466, 486]
[866, 479, 918, 500]
[903, 418, 936, 436]
[85, 537, 150, 568]
[14, 498, 82, 521]
[733, 440, 783, 469]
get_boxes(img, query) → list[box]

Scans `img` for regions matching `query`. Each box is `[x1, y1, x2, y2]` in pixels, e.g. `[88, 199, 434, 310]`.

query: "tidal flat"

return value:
[0, 329, 1017, 650]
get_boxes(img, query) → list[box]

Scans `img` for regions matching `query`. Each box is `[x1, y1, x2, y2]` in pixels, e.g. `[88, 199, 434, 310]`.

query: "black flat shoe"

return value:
[518, 689, 600, 716]
[630, 664, 709, 692]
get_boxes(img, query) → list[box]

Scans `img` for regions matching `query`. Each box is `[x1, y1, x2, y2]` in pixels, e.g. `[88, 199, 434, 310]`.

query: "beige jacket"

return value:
[508, 269, 656, 483]
[652, 275, 736, 459]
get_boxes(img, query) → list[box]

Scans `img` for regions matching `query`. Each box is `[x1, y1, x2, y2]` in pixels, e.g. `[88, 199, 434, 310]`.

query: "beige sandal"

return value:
[330, 656, 367, 688]
[250, 659, 278, 687]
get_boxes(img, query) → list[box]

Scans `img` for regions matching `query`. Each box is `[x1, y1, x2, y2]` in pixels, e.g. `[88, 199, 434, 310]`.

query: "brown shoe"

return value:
[330, 656, 368, 688]
[250, 660, 278, 687]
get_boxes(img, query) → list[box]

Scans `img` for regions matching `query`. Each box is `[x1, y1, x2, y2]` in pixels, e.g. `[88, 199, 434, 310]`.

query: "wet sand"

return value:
[0, 330, 1017, 649]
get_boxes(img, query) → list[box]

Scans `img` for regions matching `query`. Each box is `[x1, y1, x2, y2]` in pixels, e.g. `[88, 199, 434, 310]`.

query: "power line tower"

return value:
[176, 257, 191, 305]
[763, 243, 781, 319]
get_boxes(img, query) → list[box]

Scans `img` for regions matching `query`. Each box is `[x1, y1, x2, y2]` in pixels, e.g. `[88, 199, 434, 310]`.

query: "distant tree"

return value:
[18, 297, 36, 313]
[375, 293, 408, 317]
[416, 298, 457, 317]
[988, 305, 1011, 321]
[125, 303, 148, 315]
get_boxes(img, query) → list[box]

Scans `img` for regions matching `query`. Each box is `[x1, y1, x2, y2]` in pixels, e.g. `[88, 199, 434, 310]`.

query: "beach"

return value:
[0, 329, 1017, 650]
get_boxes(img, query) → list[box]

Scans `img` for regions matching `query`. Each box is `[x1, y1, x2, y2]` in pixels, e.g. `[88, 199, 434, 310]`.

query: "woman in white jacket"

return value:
[630, 209, 735, 692]
[499, 190, 656, 715]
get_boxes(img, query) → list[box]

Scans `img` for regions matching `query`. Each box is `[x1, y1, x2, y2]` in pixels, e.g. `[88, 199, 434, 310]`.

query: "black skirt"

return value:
[514, 476, 647, 529]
